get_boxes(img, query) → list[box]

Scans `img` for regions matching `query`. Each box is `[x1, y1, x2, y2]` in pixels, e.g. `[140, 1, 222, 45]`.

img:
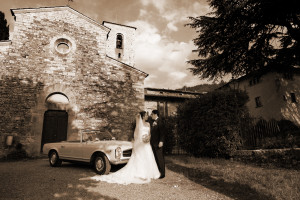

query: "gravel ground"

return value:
[0, 156, 233, 200]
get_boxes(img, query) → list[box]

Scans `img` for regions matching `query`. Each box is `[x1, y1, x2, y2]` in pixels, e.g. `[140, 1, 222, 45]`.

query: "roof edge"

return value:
[145, 87, 205, 95]
[10, 6, 110, 32]
[106, 55, 148, 77]
[102, 21, 137, 30]
[219, 65, 300, 89]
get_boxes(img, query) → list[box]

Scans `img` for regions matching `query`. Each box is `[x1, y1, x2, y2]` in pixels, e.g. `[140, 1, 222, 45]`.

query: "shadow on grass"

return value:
[166, 158, 273, 200]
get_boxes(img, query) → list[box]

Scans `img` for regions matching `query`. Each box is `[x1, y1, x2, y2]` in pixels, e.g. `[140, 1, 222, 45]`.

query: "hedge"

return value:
[176, 89, 250, 158]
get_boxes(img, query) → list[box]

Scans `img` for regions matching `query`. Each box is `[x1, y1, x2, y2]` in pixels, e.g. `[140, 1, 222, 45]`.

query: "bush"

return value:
[177, 89, 250, 158]
[160, 116, 177, 154]
[6, 143, 28, 160]
[233, 148, 300, 169]
[278, 119, 300, 134]
[260, 119, 300, 149]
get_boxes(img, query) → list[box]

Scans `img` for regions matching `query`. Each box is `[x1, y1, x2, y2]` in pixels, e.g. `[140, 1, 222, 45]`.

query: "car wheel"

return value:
[49, 151, 62, 167]
[93, 154, 111, 175]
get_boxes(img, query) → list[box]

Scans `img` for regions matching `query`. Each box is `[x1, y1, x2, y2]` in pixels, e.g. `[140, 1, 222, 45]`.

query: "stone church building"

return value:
[0, 6, 148, 158]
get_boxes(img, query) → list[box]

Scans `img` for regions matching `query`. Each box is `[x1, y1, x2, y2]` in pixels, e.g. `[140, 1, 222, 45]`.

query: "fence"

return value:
[170, 133, 187, 155]
[164, 127, 188, 155]
[240, 118, 281, 149]
[164, 117, 298, 154]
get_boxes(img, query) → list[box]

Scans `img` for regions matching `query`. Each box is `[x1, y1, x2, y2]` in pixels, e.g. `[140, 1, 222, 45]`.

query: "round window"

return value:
[54, 38, 72, 54]
[57, 42, 69, 53]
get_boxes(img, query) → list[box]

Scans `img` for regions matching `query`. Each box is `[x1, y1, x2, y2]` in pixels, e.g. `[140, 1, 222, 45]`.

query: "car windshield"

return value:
[82, 130, 115, 142]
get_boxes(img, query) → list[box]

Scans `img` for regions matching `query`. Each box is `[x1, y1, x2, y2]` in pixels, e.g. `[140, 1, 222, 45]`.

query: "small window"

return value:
[249, 76, 260, 86]
[255, 96, 262, 107]
[118, 53, 121, 58]
[291, 93, 297, 103]
[116, 34, 123, 49]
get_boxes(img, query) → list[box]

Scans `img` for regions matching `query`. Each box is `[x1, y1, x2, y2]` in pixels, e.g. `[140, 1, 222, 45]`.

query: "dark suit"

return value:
[150, 117, 165, 177]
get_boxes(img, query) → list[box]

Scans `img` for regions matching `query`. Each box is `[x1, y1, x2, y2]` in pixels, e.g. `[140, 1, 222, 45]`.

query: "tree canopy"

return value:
[186, 0, 300, 80]
[0, 11, 9, 40]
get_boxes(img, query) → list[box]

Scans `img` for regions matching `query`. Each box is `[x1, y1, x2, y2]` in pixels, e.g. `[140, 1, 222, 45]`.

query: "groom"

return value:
[150, 110, 165, 178]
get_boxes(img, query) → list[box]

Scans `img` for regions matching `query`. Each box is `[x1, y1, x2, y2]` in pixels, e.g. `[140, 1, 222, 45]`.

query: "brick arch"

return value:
[45, 92, 70, 111]
[42, 84, 77, 109]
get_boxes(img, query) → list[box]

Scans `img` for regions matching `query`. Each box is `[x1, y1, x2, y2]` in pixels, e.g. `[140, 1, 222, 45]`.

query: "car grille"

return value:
[123, 149, 132, 157]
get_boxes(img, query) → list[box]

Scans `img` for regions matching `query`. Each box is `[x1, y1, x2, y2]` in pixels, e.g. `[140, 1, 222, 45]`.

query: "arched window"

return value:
[46, 93, 69, 104]
[45, 92, 69, 110]
[116, 34, 123, 49]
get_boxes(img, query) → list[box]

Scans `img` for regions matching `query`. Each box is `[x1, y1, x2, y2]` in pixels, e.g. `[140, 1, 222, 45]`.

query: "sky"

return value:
[0, 0, 212, 89]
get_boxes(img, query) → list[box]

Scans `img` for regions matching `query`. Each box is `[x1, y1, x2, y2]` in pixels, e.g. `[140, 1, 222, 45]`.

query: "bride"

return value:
[91, 111, 160, 184]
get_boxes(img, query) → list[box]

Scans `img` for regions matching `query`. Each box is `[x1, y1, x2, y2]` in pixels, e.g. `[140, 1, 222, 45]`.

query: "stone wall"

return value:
[0, 7, 146, 158]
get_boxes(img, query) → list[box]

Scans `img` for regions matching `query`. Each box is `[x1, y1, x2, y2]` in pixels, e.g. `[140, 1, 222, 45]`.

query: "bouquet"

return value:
[142, 134, 151, 143]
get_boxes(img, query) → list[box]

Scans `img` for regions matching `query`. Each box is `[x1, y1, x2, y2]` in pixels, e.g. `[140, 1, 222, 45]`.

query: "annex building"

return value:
[220, 66, 300, 126]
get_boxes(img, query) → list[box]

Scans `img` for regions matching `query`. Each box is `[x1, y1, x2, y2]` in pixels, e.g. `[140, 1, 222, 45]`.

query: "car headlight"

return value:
[115, 147, 122, 160]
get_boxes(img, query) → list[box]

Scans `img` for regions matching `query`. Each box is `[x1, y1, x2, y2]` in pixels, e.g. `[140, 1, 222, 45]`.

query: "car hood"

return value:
[93, 140, 133, 150]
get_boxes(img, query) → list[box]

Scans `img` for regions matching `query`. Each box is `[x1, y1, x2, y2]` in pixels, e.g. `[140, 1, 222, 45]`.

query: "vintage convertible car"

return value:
[42, 130, 132, 175]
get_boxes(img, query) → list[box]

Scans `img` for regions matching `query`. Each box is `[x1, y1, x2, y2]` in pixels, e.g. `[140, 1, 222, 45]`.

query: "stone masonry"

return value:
[0, 7, 147, 158]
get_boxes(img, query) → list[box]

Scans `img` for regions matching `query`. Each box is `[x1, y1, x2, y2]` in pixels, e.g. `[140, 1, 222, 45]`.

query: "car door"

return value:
[59, 142, 83, 160]
[80, 142, 99, 161]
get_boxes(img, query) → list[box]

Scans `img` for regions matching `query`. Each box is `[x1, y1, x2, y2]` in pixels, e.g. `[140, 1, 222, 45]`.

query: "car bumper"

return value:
[110, 158, 130, 165]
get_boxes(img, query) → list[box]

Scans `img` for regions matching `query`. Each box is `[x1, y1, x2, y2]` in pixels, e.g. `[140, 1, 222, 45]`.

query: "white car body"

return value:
[42, 130, 133, 174]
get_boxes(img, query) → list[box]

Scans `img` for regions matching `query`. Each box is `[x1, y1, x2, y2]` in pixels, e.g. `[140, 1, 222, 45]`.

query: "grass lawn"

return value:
[166, 155, 300, 200]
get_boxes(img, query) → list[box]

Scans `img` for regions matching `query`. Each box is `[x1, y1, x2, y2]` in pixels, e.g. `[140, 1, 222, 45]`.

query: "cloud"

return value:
[140, 0, 167, 13]
[169, 71, 187, 79]
[139, 0, 211, 32]
[127, 19, 205, 89]
[130, 1, 213, 88]
[139, 9, 147, 17]
[167, 22, 178, 32]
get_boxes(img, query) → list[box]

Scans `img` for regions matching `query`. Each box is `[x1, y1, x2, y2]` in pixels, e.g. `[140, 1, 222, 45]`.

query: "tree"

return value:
[0, 11, 9, 40]
[186, 0, 300, 81]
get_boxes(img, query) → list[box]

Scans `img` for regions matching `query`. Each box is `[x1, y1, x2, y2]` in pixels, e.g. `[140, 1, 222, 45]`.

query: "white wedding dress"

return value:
[91, 116, 160, 185]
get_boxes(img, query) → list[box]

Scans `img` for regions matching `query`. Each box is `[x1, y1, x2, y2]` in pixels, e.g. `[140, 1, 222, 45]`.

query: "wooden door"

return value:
[41, 110, 68, 151]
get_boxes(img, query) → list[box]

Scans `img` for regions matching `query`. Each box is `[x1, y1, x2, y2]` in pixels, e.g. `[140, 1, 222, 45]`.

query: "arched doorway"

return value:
[41, 93, 69, 151]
